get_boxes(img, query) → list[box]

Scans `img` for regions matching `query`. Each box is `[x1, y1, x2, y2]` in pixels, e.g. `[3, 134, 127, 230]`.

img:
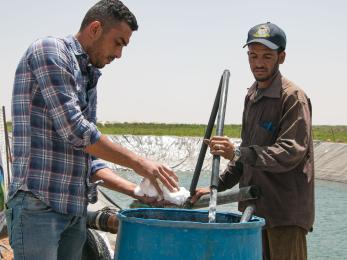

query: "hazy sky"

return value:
[1, 0, 346, 125]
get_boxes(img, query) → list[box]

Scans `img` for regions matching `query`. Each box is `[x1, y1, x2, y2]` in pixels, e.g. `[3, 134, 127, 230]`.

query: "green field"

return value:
[96, 122, 242, 137]
[97, 123, 347, 143]
[6, 122, 347, 143]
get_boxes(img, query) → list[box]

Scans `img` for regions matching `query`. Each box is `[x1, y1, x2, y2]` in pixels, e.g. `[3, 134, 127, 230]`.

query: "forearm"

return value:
[85, 135, 141, 171]
[218, 161, 242, 192]
[86, 135, 179, 193]
[91, 168, 137, 198]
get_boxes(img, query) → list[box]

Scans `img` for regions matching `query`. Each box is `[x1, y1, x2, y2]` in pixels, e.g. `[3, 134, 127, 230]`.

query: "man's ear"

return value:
[279, 51, 286, 64]
[87, 21, 103, 40]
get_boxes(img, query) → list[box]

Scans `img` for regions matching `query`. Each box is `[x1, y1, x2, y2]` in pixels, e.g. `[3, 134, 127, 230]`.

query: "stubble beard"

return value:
[253, 62, 279, 82]
[253, 55, 280, 82]
[89, 36, 106, 69]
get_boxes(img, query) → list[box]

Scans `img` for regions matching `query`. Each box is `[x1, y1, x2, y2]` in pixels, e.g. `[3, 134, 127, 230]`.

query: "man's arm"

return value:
[29, 38, 178, 193]
[91, 168, 169, 205]
[239, 94, 312, 173]
[91, 168, 137, 197]
[190, 157, 243, 204]
[91, 168, 147, 200]
[85, 135, 178, 193]
[203, 137, 243, 191]
[218, 161, 243, 192]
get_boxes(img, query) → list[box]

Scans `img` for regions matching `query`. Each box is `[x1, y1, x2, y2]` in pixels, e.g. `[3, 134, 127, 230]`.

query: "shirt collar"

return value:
[65, 35, 101, 79]
[247, 71, 282, 102]
[65, 35, 87, 57]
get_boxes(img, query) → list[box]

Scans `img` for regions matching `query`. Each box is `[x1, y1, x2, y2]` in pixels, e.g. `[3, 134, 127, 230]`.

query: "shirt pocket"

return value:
[253, 121, 278, 146]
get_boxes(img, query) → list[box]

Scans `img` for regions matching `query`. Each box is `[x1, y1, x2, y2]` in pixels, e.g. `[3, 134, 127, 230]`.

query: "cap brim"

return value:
[243, 39, 279, 50]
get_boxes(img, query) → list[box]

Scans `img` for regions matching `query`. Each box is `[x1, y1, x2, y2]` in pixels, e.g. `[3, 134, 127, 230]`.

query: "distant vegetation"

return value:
[96, 122, 242, 137]
[5, 122, 347, 143]
[311, 125, 347, 143]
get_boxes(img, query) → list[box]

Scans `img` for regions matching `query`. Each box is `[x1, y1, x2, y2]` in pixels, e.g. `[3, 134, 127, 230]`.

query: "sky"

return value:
[0, 0, 346, 125]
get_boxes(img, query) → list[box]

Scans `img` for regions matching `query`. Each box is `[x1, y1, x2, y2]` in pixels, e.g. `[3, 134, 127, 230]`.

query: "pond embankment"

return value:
[106, 135, 347, 183]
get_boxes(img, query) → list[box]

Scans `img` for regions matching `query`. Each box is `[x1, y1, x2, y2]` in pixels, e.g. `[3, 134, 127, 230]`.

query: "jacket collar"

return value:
[247, 71, 282, 102]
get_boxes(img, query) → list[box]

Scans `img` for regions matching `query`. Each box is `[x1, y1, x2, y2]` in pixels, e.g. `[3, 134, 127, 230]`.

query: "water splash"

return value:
[208, 188, 218, 223]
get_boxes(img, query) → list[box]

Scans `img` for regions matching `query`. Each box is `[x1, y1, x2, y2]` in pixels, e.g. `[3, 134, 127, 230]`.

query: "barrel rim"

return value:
[117, 208, 265, 230]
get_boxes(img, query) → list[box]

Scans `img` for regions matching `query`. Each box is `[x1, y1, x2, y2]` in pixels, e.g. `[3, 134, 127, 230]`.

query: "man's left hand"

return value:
[204, 136, 235, 160]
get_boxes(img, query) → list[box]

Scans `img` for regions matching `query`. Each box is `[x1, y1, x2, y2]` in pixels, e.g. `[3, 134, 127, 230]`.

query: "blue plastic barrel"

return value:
[114, 208, 264, 260]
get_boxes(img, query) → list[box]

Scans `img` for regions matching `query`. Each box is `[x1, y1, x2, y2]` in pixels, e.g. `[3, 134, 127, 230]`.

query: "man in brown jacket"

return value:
[192, 22, 314, 260]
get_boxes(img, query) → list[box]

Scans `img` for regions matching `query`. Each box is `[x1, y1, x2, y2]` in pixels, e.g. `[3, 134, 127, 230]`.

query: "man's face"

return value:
[89, 21, 133, 68]
[247, 43, 285, 84]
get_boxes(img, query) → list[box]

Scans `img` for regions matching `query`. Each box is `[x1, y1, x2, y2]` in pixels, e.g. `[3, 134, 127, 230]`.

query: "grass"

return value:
[5, 122, 347, 143]
[312, 125, 347, 143]
[96, 122, 242, 137]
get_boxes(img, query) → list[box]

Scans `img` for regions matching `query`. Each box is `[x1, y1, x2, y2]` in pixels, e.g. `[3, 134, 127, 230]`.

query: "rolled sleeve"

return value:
[28, 38, 99, 149]
[90, 157, 109, 176]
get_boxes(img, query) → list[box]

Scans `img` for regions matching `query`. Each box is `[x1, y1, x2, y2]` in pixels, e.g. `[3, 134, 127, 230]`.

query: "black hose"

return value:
[87, 207, 119, 234]
[188, 77, 223, 197]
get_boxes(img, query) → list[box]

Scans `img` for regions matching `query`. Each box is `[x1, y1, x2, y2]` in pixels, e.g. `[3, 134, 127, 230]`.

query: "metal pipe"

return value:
[208, 70, 230, 222]
[240, 204, 256, 223]
[128, 186, 260, 209]
[188, 78, 222, 198]
[191, 186, 260, 209]
[210, 70, 230, 188]
[87, 208, 119, 234]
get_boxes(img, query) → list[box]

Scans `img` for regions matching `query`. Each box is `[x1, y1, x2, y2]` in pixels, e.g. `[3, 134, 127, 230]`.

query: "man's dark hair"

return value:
[80, 0, 138, 32]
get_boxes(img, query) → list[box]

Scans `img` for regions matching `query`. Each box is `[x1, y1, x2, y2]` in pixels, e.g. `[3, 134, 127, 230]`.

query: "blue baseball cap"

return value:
[243, 22, 286, 51]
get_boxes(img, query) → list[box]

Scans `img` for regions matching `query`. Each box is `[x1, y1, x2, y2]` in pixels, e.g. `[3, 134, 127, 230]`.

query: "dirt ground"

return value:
[0, 237, 13, 260]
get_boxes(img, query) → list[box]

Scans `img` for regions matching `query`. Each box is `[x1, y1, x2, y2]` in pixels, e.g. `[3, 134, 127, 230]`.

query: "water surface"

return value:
[102, 170, 347, 259]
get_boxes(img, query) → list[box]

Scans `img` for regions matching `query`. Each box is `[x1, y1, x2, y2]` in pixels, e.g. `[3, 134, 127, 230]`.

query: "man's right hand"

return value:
[134, 157, 179, 195]
[85, 135, 179, 196]
[190, 187, 210, 204]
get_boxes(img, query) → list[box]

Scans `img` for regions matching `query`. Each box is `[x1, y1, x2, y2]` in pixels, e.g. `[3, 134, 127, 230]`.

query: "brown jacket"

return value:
[219, 72, 314, 232]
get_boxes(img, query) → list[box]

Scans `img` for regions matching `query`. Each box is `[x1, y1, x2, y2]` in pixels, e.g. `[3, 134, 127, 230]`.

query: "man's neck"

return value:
[75, 32, 89, 54]
[256, 71, 279, 89]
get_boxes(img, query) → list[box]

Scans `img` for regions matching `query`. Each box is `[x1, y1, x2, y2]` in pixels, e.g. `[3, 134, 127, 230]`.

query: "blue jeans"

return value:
[6, 191, 86, 260]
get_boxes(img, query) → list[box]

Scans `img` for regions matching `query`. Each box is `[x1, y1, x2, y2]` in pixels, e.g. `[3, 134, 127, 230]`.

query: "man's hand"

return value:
[190, 187, 210, 204]
[134, 157, 179, 195]
[136, 195, 174, 207]
[85, 135, 179, 196]
[204, 136, 235, 160]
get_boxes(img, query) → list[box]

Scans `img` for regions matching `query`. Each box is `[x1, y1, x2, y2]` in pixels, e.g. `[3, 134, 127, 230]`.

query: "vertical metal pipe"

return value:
[188, 78, 223, 197]
[210, 70, 230, 188]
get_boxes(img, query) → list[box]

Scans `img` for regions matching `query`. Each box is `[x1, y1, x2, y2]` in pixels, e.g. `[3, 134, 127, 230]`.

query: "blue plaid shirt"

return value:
[10, 35, 108, 216]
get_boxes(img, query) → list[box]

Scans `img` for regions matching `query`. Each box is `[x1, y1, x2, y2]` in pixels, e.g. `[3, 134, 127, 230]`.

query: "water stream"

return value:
[208, 188, 218, 223]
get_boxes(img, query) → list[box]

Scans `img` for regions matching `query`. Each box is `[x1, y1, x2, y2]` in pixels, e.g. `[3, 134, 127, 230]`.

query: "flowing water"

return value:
[208, 188, 218, 223]
[101, 170, 347, 260]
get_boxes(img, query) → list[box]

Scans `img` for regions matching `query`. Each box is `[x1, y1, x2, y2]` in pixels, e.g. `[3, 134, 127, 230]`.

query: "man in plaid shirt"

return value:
[6, 1, 178, 259]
